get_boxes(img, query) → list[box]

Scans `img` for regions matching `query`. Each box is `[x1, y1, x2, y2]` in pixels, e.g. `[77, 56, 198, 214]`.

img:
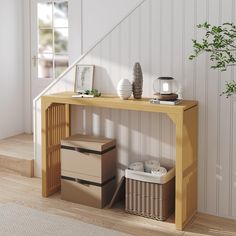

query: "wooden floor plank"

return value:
[0, 168, 235, 236]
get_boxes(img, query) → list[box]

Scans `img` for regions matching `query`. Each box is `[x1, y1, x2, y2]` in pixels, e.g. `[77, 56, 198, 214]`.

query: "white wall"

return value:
[82, 0, 140, 53]
[75, 0, 236, 219]
[34, 0, 236, 220]
[0, 0, 25, 139]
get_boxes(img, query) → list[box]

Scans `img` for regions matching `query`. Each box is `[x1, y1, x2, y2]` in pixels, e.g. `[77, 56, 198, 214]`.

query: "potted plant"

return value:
[189, 22, 236, 98]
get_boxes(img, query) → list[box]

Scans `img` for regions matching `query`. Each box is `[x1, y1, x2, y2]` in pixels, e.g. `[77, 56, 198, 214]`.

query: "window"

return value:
[37, 1, 69, 79]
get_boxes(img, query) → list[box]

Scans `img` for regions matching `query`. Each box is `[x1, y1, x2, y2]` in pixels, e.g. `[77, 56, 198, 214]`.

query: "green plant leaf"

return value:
[189, 21, 236, 97]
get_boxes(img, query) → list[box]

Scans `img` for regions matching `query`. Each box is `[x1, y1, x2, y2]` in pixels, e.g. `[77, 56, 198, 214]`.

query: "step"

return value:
[0, 134, 34, 177]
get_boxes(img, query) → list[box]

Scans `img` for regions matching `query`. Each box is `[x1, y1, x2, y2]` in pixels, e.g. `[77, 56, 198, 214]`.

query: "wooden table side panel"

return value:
[42, 101, 70, 197]
[173, 112, 184, 230]
[182, 107, 198, 230]
[41, 99, 47, 197]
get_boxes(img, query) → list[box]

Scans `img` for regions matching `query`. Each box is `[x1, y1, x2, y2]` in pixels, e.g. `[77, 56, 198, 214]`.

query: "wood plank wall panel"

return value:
[233, 101, 236, 218]
[52, 0, 235, 219]
[195, 0, 207, 215]
[219, 0, 233, 218]
[206, 0, 220, 216]
[231, 0, 236, 218]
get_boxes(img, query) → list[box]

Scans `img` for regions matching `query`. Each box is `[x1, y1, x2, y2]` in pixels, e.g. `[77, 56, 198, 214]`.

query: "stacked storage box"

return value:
[125, 167, 175, 220]
[61, 134, 116, 208]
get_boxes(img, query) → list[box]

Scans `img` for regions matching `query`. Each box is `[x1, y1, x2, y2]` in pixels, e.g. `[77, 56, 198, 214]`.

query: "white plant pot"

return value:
[117, 79, 132, 100]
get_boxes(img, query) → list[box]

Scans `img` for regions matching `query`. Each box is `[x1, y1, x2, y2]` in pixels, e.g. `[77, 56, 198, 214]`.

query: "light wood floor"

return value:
[0, 168, 235, 236]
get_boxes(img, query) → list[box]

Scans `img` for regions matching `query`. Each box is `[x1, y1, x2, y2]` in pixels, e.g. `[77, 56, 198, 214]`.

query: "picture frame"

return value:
[74, 65, 95, 93]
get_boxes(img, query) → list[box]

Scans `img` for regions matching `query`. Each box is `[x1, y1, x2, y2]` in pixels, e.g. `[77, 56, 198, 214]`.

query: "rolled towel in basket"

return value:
[151, 166, 167, 177]
[144, 160, 160, 173]
[128, 162, 144, 172]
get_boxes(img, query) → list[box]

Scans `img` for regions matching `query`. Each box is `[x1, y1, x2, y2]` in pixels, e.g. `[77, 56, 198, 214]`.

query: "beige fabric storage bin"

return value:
[61, 177, 116, 208]
[61, 134, 116, 208]
[125, 167, 175, 221]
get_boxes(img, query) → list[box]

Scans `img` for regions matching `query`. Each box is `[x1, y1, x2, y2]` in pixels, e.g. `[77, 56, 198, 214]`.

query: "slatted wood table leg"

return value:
[42, 100, 70, 197]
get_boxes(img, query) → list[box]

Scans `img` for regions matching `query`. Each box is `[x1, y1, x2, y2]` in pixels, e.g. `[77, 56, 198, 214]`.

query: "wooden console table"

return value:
[41, 91, 198, 230]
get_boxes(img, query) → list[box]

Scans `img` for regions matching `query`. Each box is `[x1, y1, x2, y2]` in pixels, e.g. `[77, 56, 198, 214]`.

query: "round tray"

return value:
[154, 93, 178, 101]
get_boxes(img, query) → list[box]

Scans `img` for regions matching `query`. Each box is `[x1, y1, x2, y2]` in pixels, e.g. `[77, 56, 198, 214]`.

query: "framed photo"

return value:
[74, 65, 95, 93]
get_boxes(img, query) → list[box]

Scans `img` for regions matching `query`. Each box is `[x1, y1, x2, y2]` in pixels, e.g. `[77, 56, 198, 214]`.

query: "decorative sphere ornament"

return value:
[117, 79, 132, 100]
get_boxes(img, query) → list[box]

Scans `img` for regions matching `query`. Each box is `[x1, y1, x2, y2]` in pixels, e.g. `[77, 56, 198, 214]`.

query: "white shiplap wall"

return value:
[35, 0, 236, 219]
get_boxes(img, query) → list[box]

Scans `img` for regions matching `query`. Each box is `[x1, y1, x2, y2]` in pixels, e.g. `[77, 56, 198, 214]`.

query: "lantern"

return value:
[153, 77, 179, 101]
[153, 77, 176, 95]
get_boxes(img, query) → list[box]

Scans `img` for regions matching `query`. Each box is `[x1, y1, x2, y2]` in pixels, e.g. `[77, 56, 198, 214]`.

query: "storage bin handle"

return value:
[75, 179, 87, 184]
[61, 145, 116, 155]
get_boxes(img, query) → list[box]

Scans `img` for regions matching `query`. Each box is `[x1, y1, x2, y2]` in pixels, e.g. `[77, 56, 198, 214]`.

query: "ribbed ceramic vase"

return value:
[132, 62, 143, 99]
[117, 79, 132, 100]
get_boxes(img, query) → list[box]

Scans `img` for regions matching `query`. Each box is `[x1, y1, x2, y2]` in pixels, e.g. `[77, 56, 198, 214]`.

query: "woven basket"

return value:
[125, 167, 175, 221]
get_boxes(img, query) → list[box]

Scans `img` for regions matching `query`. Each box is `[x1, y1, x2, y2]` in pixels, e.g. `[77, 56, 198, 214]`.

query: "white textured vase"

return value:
[117, 79, 132, 100]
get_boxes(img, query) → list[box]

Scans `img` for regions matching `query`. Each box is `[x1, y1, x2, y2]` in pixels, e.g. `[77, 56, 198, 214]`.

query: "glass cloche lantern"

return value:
[153, 77, 175, 95]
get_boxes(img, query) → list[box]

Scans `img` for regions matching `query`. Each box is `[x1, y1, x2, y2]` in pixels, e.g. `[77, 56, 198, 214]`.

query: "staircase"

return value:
[0, 134, 34, 177]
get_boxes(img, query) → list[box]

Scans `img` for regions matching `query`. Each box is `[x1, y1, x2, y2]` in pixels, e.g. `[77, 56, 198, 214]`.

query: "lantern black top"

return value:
[158, 77, 174, 80]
